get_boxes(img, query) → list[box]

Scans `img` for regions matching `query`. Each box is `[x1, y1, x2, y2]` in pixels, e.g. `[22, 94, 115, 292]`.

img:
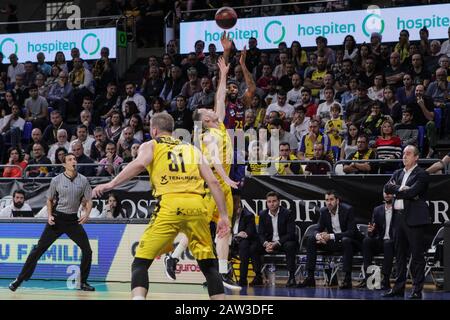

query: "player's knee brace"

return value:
[197, 259, 224, 296]
[131, 258, 153, 291]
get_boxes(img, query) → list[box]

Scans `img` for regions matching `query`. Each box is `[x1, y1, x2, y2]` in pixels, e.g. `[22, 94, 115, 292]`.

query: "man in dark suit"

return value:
[357, 192, 395, 290]
[257, 191, 298, 287]
[383, 145, 430, 299]
[230, 200, 262, 287]
[298, 190, 361, 289]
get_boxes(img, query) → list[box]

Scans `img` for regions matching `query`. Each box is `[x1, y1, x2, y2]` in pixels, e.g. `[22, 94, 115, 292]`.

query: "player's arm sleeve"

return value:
[47, 179, 56, 200]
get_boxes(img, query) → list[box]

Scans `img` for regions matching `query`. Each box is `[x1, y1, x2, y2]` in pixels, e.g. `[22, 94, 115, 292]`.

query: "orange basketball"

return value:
[215, 7, 238, 30]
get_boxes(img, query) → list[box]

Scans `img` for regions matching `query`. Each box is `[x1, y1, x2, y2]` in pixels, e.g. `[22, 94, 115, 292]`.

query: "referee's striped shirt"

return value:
[47, 172, 92, 214]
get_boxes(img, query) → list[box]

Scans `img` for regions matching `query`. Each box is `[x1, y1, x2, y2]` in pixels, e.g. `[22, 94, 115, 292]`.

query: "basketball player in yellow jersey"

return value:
[92, 113, 230, 300]
[164, 55, 242, 290]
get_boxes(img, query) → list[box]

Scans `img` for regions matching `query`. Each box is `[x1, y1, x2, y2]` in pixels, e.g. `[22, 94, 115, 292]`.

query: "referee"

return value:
[9, 153, 95, 292]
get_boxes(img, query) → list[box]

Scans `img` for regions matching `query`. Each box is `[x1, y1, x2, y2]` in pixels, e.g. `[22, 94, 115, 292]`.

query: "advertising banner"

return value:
[179, 4, 450, 53]
[0, 28, 117, 62]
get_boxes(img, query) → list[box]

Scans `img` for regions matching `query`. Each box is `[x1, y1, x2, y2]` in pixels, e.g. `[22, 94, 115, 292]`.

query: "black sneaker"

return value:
[164, 255, 179, 281]
[9, 279, 21, 292]
[221, 273, 241, 291]
[80, 282, 96, 291]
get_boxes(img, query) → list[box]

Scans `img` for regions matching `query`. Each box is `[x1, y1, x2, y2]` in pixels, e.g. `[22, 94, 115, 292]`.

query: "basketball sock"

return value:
[172, 235, 188, 260]
[218, 259, 228, 274]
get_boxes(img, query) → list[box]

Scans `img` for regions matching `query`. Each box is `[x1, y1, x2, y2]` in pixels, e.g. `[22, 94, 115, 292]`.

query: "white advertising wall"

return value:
[179, 4, 450, 53]
[0, 28, 117, 62]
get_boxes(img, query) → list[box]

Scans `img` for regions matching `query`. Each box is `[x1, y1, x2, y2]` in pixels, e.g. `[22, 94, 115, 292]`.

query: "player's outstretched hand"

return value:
[92, 182, 113, 198]
[48, 215, 55, 225]
[220, 31, 232, 52]
[78, 214, 89, 224]
[224, 176, 239, 189]
[216, 217, 230, 239]
[217, 56, 229, 74]
[239, 45, 247, 67]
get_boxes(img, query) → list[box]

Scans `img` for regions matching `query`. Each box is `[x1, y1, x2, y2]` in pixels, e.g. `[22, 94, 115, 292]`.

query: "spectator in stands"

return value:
[315, 36, 336, 66]
[96, 82, 120, 122]
[166, 39, 182, 66]
[425, 40, 443, 74]
[256, 64, 276, 95]
[382, 85, 403, 124]
[290, 41, 308, 72]
[90, 127, 112, 162]
[346, 83, 373, 127]
[0, 80, 6, 108]
[408, 84, 437, 157]
[26, 142, 52, 177]
[53, 51, 68, 73]
[410, 53, 431, 87]
[24, 128, 48, 161]
[440, 27, 450, 57]
[356, 43, 371, 73]
[117, 126, 139, 160]
[304, 142, 334, 175]
[298, 190, 360, 289]
[427, 68, 449, 107]
[129, 142, 141, 162]
[266, 90, 295, 123]
[0, 190, 32, 218]
[286, 73, 304, 108]
[368, 73, 386, 102]
[47, 129, 70, 163]
[248, 94, 266, 129]
[92, 47, 115, 94]
[160, 65, 185, 110]
[297, 88, 317, 119]
[67, 47, 90, 72]
[12, 74, 27, 106]
[230, 197, 262, 287]
[42, 110, 72, 146]
[35, 52, 51, 77]
[385, 52, 406, 88]
[181, 67, 202, 100]
[375, 120, 403, 173]
[278, 61, 297, 92]
[23, 61, 37, 88]
[47, 71, 73, 120]
[340, 77, 359, 111]
[35, 73, 48, 99]
[120, 81, 146, 119]
[357, 192, 395, 290]
[79, 110, 95, 136]
[359, 56, 377, 87]
[97, 142, 123, 176]
[336, 59, 356, 94]
[25, 84, 48, 131]
[101, 193, 125, 219]
[141, 66, 164, 102]
[395, 29, 410, 64]
[426, 151, 450, 174]
[144, 97, 167, 131]
[189, 76, 215, 111]
[256, 191, 297, 287]
[7, 54, 24, 86]
[127, 113, 144, 143]
[69, 57, 94, 107]
[360, 101, 385, 142]
[203, 43, 219, 76]
[0, 52, 6, 83]
[2, 147, 27, 178]
[69, 125, 96, 157]
[395, 108, 418, 147]
[317, 87, 339, 126]
[171, 95, 193, 132]
[105, 110, 123, 144]
[182, 52, 208, 78]
[340, 123, 359, 160]
[273, 142, 302, 175]
[396, 73, 416, 107]
[298, 119, 330, 160]
[243, 109, 257, 132]
[0, 104, 24, 149]
[71, 141, 96, 176]
[48, 146, 67, 176]
[304, 55, 328, 98]
[290, 106, 310, 143]
[325, 103, 346, 149]
[268, 118, 298, 155]
[343, 134, 377, 174]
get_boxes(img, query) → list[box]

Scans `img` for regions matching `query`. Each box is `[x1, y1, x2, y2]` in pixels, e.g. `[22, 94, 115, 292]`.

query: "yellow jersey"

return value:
[201, 122, 233, 183]
[146, 136, 205, 198]
[325, 118, 345, 147]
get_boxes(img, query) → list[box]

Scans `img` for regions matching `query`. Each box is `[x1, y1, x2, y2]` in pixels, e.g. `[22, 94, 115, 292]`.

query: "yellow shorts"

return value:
[135, 194, 216, 261]
[205, 181, 233, 223]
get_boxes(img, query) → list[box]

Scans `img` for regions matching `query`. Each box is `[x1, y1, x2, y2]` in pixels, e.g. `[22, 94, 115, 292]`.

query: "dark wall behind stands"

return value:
[0, 175, 448, 245]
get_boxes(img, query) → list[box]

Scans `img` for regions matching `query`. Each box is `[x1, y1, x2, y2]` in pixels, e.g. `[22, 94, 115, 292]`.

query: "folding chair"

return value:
[425, 227, 444, 288]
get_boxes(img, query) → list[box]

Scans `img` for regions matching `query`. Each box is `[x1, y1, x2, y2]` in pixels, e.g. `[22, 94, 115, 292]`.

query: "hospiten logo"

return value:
[0, 37, 18, 56]
[362, 6, 385, 38]
[264, 20, 286, 45]
[81, 33, 100, 56]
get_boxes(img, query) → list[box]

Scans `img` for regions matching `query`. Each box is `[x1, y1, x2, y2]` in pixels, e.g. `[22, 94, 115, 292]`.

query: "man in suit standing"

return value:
[383, 145, 430, 299]
[357, 192, 395, 290]
[257, 191, 298, 287]
[298, 190, 360, 289]
[230, 198, 263, 287]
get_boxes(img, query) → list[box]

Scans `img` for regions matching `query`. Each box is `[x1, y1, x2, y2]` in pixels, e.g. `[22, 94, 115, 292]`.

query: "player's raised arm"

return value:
[239, 46, 256, 108]
[92, 141, 154, 198]
[214, 56, 229, 123]
[220, 31, 233, 65]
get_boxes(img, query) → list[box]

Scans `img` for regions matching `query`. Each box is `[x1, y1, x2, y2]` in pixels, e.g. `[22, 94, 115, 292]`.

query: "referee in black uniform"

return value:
[9, 153, 95, 292]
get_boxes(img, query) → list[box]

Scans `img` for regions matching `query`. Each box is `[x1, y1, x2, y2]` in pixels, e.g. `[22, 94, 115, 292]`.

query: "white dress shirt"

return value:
[394, 164, 417, 210]
[269, 208, 280, 243]
[384, 205, 393, 240]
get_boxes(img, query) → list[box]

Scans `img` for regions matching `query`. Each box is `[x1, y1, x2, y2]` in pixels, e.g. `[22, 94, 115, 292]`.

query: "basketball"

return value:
[215, 7, 238, 30]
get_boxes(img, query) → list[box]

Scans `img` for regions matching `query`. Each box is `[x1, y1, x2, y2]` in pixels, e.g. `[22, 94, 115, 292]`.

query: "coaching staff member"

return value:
[9, 153, 95, 292]
[383, 145, 430, 299]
